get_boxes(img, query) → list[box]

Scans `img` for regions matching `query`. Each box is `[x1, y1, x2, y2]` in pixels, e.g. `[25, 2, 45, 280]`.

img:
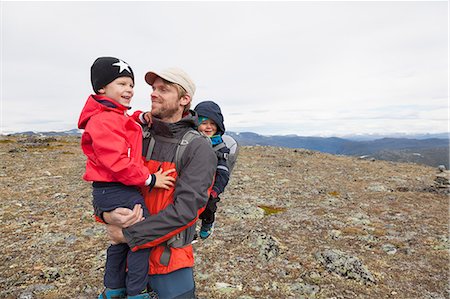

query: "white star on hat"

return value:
[112, 60, 131, 73]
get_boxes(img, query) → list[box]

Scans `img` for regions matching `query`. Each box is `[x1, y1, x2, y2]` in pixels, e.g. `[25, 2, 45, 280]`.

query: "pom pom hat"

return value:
[91, 57, 134, 93]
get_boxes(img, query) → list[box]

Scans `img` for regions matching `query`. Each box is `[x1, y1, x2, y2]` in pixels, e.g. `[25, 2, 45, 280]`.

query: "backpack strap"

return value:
[143, 129, 180, 161]
[174, 130, 210, 174]
[213, 143, 229, 161]
[142, 127, 189, 163]
[160, 230, 188, 266]
[212, 143, 226, 151]
[142, 127, 154, 161]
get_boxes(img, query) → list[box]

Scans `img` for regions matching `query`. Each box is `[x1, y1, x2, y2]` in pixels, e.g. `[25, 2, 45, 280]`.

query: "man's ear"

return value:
[97, 88, 105, 94]
[180, 94, 191, 106]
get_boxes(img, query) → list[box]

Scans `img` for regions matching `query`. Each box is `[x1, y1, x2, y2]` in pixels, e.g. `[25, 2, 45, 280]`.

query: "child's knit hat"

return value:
[194, 101, 225, 135]
[91, 57, 134, 93]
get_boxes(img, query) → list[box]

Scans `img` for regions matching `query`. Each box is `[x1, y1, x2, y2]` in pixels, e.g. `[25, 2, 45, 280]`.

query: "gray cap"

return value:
[145, 67, 196, 97]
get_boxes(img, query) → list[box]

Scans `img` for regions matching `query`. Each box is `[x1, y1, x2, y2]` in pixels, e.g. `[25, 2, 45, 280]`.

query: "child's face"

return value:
[99, 77, 134, 107]
[198, 119, 217, 137]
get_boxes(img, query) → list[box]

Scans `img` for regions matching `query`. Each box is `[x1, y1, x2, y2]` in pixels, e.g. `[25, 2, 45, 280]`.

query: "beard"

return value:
[151, 101, 181, 120]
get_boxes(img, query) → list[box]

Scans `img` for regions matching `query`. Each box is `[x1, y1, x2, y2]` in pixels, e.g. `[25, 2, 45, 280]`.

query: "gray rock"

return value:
[347, 212, 371, 226]
[215, 282, 243, 292]
[248, 230, 282, 261]
[290, 282, 320, 296]
[224, 204, 265, 220]
[434, 173, 449, 188]
[367, 183, 388, 192]
[315, 249, 375, 284]
[18, 293, 33, 299]
[19, 284, 56, 298]
[52, 192, 68, 199]
[381, 244, 397, 255]
[40, 267, 60, 281]
[9, 147, 27, 153]
[329, 230, 342, 240]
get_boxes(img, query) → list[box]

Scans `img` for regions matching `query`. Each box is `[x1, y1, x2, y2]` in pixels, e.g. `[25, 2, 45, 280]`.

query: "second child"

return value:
[194, 101, 230, 239]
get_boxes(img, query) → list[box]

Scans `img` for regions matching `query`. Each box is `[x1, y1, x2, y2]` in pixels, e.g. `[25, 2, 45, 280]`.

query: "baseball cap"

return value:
[145, 67, 196, 97]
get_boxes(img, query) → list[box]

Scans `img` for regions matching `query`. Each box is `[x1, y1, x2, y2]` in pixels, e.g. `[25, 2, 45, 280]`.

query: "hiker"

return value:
[194, 101, 230, 239]
[77, 56, 176, 299]
[103, 67, 217, 299]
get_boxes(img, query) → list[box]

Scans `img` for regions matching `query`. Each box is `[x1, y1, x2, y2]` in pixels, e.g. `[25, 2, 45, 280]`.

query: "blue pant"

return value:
[149, 267, 195, 299]
[93, 184, 150, 296]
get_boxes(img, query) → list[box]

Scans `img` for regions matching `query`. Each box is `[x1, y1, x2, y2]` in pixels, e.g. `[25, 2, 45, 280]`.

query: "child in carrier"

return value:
[194, 101, 230, 239]
[78, 56, 175, 299]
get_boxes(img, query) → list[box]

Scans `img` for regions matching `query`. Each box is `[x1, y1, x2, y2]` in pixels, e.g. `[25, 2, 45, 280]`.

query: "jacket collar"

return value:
[150, 110, 197, 138]
[92, 94, 131, 111]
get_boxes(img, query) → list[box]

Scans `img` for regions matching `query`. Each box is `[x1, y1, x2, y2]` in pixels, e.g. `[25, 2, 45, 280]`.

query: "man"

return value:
[103, 67, 217, 299]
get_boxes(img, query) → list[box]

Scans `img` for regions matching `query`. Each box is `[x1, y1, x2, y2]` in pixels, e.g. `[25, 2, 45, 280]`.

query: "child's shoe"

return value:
[98, 288, 126, 299]
[199, 222, 214, 239]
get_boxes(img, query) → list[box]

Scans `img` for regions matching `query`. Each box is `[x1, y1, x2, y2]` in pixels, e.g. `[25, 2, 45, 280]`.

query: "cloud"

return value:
[1, 1, 448, 136]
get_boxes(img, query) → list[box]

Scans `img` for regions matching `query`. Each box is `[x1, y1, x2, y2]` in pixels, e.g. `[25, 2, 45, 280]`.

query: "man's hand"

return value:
[103, 204, 144, 228]
[106, 225, 126, 245]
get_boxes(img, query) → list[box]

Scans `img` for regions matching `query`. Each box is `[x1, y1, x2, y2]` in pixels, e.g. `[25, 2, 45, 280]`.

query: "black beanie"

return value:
[91, 57, 134, 93]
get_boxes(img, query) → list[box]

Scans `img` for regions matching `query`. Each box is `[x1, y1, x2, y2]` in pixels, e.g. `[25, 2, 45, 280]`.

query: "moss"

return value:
[0, 139, 15, 144]
[328, 191, 340, 197]
[258, 205, 286, 216]
[342, 226, 366, 236]
[372, 228, 387, 237]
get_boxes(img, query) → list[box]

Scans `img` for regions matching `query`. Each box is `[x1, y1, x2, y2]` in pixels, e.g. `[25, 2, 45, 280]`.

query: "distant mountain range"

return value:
[7, 129, 449, 168]
[7, 129, 82, 137]
[228, 132, 449, 168]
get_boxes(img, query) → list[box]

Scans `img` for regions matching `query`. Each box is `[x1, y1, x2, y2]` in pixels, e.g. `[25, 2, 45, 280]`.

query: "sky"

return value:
[1, 1, 448, 137]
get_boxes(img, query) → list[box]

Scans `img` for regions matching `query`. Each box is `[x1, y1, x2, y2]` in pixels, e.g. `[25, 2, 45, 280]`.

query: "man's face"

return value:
[150, 77, 183, 121]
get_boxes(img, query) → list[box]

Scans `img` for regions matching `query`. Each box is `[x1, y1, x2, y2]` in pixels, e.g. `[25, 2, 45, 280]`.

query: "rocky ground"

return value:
[0, 136, 448, 299]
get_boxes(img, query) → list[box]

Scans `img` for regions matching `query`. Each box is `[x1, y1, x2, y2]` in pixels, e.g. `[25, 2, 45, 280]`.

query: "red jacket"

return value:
[78, 95, 150, 186]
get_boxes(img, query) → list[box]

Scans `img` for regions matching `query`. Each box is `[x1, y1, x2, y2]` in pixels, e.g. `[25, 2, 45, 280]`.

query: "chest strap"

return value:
[159, 230, 189, 266]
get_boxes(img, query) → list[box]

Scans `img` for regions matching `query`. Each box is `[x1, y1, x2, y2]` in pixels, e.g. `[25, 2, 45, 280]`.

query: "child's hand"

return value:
[143, 111, 153, 125]
[153, 168, 176, 190]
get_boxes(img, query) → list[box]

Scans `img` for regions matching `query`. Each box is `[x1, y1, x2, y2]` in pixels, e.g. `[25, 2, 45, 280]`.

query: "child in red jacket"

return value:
[78, 57, 175, 299]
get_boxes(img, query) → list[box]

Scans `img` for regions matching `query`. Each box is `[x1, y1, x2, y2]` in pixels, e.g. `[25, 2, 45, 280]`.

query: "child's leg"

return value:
[104, 243, 129, 289]
[93, 184, 151, 295]
[126, 190, 151, 296]
[199, 197, 220, 239]
[200, 196, 220, 224]
[93, 184, 147, 293]
[126, 247, 151, 296]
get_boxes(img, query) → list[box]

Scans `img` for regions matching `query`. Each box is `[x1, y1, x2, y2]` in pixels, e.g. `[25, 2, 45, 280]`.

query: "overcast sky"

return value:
[1, 1, 448, 136]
